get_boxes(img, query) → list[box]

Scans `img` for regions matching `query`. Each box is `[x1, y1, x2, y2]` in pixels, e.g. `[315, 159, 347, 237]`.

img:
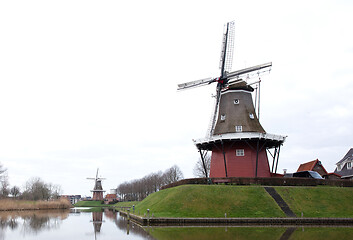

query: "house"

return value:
[297, 159, 328, 177]
[296, 159, 340, 179]
[104, 193, 118, 204]
[61, 195, 81, 205]
[334, 148, 353, 179]
[323, 172, 342, 180]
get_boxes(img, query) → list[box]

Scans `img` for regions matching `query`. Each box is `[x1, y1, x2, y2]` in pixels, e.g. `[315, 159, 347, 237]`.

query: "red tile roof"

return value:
[297, 159, 328, 174]
[105, 194, 117, 199]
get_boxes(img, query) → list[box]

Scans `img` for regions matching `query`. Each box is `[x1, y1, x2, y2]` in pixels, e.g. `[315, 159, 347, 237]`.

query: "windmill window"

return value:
[249, 113, 254, 119]
[234, 99, 240, 105]
[348, 162, 352, 169]
[236, 149, 244, 156]
[235, 125, 242, 132]
[221, 114, 226, 121]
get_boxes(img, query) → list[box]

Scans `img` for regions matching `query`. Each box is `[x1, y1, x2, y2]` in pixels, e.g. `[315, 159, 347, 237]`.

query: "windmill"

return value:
[178, 21, 286, 179]
[87, 168, 106, 201]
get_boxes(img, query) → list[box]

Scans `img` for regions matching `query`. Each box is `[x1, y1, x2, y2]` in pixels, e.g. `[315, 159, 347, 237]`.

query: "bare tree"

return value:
[48, 184, 62, 199]
[21, 177, 62, 201]
[193, 154, 211, 178]
[0, 163, 9, 198]
[116, 166, 184, 201]
[10, 186, 21, 198]
[0, 174, 9, 198]
[163, 165, 184, 185]
[0, 163, 6, 176]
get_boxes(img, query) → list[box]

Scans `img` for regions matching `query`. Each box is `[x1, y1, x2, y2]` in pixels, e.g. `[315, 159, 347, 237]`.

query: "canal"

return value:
[0, 208, 352, 239]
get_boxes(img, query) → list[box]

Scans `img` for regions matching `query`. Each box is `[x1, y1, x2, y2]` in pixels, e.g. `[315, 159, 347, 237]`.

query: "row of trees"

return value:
[117, 165, 183, 201]
[0, 163, 62, 200]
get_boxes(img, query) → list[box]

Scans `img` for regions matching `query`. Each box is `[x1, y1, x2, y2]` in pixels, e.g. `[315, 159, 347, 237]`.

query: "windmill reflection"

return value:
[91, 211, 104, 239]
[87, 208, 153, 239]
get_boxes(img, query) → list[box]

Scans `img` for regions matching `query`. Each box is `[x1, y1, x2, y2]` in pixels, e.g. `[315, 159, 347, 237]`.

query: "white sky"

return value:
[0, 0, 352, 196]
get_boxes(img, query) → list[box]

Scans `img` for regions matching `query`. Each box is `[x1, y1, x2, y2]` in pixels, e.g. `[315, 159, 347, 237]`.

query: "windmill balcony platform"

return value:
[194, 132, 286, 150]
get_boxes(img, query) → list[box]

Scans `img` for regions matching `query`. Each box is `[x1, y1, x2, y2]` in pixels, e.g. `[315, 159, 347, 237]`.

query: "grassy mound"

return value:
[114, 201, 139, 208]
[134, 185, 285, 218]
[74, 200, 104, 207]
[132, 185, 353, 218]
[275, 186, 353, 218]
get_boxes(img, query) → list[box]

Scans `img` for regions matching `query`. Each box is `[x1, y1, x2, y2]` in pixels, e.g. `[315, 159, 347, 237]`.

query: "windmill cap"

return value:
[224, 80, 254, 92]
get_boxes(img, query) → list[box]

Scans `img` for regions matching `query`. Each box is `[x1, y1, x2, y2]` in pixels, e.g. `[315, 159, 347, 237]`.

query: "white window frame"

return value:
[236, 149, 244, 156]
[337, 165, 341, 171]
[347, 162, 352, 169]
[235, 125, 242, 132]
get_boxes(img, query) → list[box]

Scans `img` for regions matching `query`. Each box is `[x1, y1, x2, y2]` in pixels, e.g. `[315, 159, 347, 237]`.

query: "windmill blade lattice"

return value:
[219, 21, 235, 74]
[177, 77, 216, 91]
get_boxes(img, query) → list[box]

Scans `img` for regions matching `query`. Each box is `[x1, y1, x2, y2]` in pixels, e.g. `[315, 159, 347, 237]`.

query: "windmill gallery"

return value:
[178, 21, 285, 179]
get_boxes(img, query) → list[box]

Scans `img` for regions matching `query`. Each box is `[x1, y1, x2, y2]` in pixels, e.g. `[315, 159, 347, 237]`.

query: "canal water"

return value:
[0, 208, 352, 240]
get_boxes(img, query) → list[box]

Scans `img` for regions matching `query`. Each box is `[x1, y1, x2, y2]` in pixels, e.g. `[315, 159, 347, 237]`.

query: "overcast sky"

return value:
[1, 0, 352, 196]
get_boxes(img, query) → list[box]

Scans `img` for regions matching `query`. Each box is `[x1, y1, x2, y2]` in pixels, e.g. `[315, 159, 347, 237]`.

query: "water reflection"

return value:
[74, 207, 154, 239]
[279, 227, 297, 240]
[147, 226, 353, 240]
[0, 210, 69, 238]
[0, 209, 352, 240]
[104, 208, 154, 238]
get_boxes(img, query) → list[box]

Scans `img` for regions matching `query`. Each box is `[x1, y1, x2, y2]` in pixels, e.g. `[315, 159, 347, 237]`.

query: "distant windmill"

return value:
[178, 21, 286, 178]
[87, 168, 106, 201]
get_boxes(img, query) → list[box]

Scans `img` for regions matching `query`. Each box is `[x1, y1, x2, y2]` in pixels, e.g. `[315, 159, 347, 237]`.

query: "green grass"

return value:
[134, 185, 286, 218]
[147, 227, 286, 240]
[74, 200, 105, 207]
[275, 186, 353, 218]
[114, 201, 139, 208]
[74, 200, 140, 208]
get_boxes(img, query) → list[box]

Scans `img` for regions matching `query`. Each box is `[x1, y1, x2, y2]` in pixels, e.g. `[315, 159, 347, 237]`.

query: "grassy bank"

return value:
[115, 201, 139, 208]
[132, 185, 353, 218]
[134, 185, 285, 218]
[275, 186, 353, 218]
[74, 200, 139, 208]
[74, 200, 105, 207]
[0, 199, 71, 211]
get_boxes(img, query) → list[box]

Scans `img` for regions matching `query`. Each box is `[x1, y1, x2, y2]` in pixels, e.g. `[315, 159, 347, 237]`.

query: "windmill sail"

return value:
[207, 84, 222, 138]
[207, 22, 235, 137]
[177, 77, 216, 91]
[219, 21, 235, 76]
[226, 62, 272, 81]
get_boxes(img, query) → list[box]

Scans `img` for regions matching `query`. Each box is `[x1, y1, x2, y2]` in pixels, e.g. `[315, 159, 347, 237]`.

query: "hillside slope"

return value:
[134, 185, 285, 218]
[275, 186, 353, 218]
[134, 185, 353, 218]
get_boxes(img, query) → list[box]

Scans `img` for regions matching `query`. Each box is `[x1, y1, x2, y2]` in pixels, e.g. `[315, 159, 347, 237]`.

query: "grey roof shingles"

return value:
[336, 148, 353, 164]
[334, 148, 353, 177]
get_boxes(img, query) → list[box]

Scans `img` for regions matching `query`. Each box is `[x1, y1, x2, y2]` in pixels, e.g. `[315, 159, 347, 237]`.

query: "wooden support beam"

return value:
[221, 140, 228, 177]
[198, 148, 208, 178]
